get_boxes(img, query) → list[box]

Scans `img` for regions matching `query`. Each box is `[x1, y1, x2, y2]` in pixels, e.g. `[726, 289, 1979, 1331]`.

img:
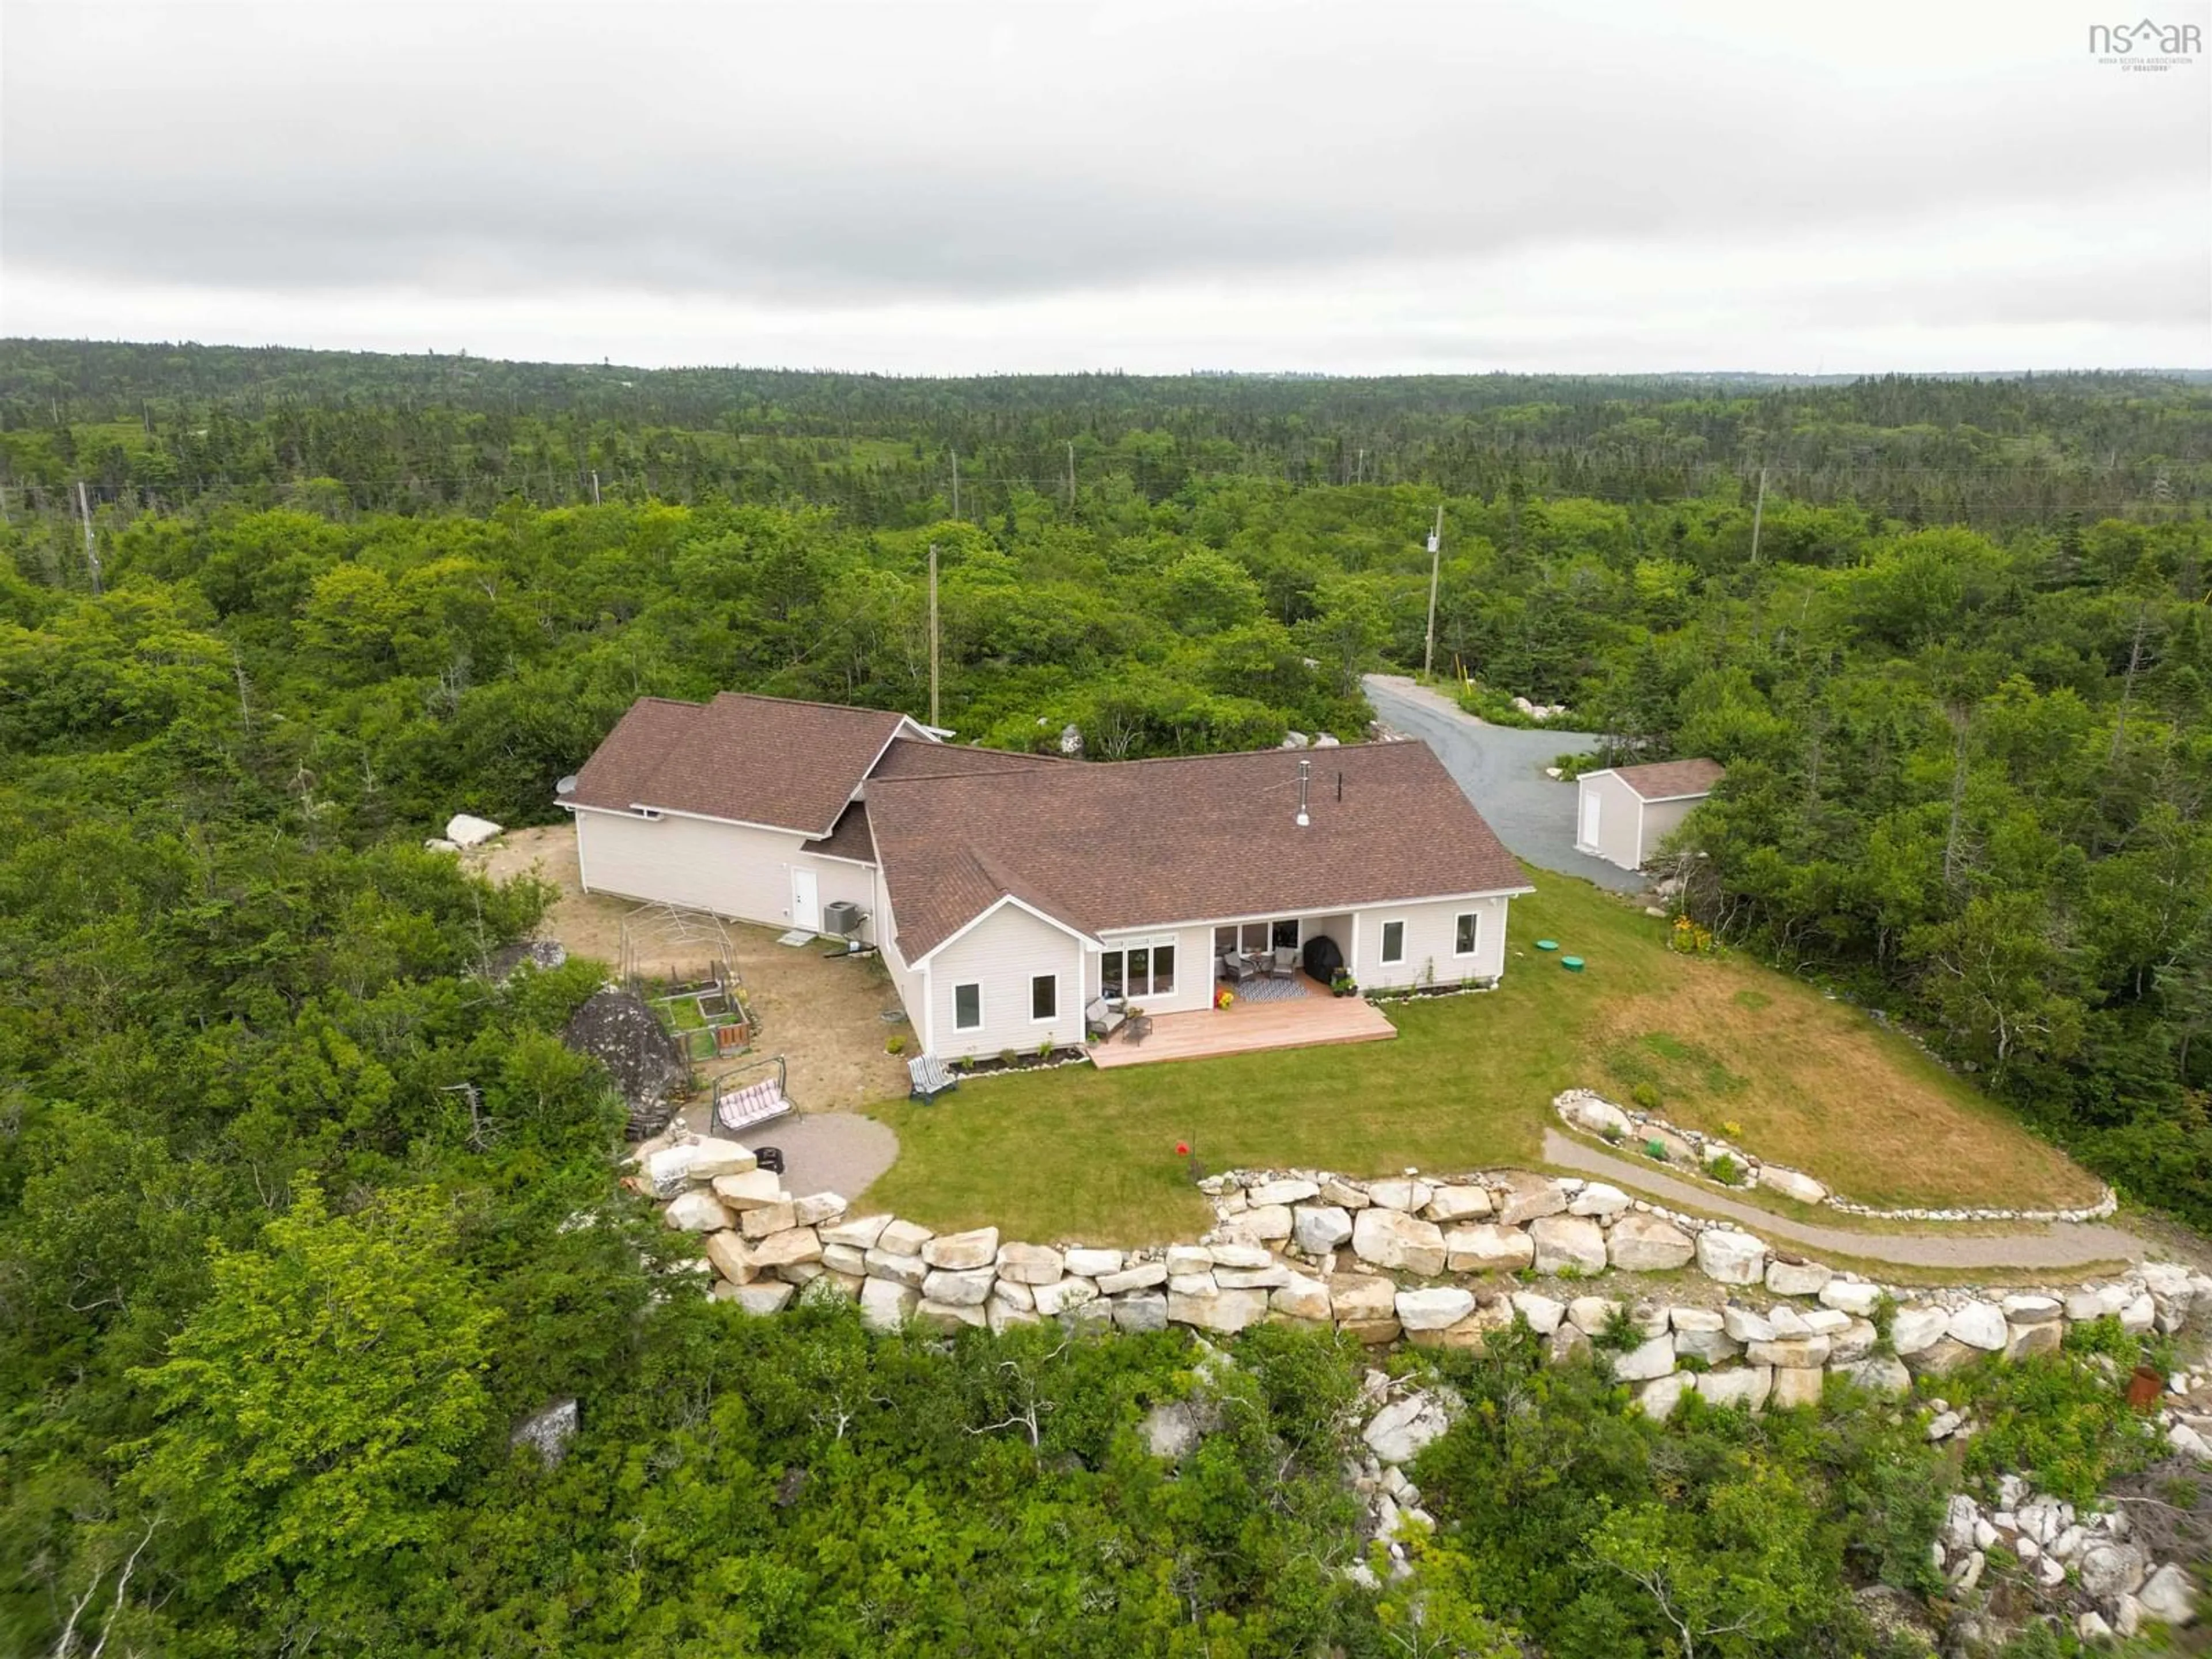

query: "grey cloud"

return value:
[3, 1, 2205, 308]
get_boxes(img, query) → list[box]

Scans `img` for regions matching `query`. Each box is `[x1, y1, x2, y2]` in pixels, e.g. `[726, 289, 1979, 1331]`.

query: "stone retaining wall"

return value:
[1555, 1088, 2119, 1223]
[630, 1128, 2207, 1422]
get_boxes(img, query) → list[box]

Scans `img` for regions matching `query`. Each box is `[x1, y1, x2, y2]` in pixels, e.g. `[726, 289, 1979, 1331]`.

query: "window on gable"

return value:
[1031, 974, 1057, 1021]
[1455, 912, 1480, 957]
[954, 983, 982, 1030]
[1380, 920, 1406, 965]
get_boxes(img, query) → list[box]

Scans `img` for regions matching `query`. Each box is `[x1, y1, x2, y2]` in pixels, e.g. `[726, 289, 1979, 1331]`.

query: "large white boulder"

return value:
[1819, 1279, 1884, 1316]
[1695, 1366, 1773, 1411]
[1695, 1229, 1767, 1286]
[663, 1190, 734, 1232]
[1561, 1092, 1633, 1139]
[1395, 1286, 1478, 1331]
[1608, 1213, 1696, 1271]
[1033, 1277, 1100, 1317]
[684, 1137, 759, 1179]
[1613, 1333, 1677, 1382]
[1411, 1188, 1488, 1230]
[1495, 1175, 1567, 1225]
[1272, 1272, 1334, 1322]
[995, 1242, 1065, 1285]
[1567, 1181, 1632, 1219]
[1293, 1204, 1354, 1253]
[859, 1277, 919, 1331]
[1759, 1166, 1827, 1205]
[1247, 1178, 1320, 1207]
[2138, 1563, 2197, 1626]
[1529, 1214, 1608, 1275]
[922, 1227, 999, 1270]
[1363, 1392, 1455, 1465]
[1166, 1286, 1270, 1333]
[1065, 1247, 1124, 1277]
[1445, 1223, 1535, 1273]
[1366, 1177, 1433, 1213]
[1766, 1258, 1834, 1298]
[445, 813, 503, 846]
[1948, 1301, 2008, 1351]
[1889, 1305, 1949, 1354]
[921, 1266, 995, 1307]
[1352, 1209, 1447, 1277]
[1097, 1261, 1167, 1294]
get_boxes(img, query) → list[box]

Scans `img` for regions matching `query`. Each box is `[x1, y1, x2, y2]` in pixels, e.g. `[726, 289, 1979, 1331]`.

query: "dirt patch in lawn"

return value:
[469, 826, 910, 1115]
[1589, 955, 2103, 1212]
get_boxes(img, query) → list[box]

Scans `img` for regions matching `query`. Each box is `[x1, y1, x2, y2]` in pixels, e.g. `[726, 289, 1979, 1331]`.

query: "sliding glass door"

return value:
[1101, 938, 1177, 1001]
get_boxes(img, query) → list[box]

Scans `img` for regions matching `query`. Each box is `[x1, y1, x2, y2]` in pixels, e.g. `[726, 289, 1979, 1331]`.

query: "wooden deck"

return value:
[1089, 975, 1396, 1069]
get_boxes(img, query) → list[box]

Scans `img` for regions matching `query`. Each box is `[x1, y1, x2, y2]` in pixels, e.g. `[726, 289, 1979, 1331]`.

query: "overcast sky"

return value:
[3, 0, 2208, 374]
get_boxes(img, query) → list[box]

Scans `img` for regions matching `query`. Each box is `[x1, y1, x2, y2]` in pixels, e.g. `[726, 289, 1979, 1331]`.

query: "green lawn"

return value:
[865, 869, 2102, 1245]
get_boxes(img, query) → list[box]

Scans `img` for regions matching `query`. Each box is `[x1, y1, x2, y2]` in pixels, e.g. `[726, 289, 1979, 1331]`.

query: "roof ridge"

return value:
[713, 690, 915, 722]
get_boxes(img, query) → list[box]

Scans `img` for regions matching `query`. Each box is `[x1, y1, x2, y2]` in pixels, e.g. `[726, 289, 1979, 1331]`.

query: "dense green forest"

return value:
[2, 342, 2208, 1654]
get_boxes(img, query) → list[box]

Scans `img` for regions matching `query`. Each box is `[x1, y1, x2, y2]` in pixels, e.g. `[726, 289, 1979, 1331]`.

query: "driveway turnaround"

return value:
[1362, 676, 1645, 892]
[1542, 1130, 2146, 1272]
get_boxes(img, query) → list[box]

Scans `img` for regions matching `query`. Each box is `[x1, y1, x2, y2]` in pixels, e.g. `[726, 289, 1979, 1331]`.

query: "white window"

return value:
[1454, 912, 1480, 957]
[1380, 919, 1406, 966]
[1031, 974, 1058, 1022]
[1101, 936, 1177, 1000]
[954, 982, 983, 1031]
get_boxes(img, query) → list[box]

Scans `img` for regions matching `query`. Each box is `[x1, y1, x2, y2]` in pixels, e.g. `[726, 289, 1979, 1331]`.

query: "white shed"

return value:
[1574, 758, 1725, 872]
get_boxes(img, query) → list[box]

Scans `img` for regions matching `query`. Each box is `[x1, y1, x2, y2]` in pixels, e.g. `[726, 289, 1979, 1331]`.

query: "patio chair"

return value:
[908, 1054, 957, 1103]
[1261, 946, 1298, 980]
[1217, 951, 1256, 985]
[1084, 996, 1127, 1040]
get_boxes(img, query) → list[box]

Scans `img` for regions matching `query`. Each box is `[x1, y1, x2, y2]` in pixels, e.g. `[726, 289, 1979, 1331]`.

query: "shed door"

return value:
[790, 867, 820, 933]
[1580, 787, 1602, 851]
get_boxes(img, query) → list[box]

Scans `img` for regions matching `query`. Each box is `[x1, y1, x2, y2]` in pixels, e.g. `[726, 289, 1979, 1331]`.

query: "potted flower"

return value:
[1215, 986, 1235, 1010]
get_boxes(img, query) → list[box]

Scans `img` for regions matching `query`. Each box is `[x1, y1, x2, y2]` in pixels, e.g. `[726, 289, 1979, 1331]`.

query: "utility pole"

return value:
[1422, 503, 1444, 679]
[950, 448, 960, 520]
[1065, 440, 1076, 509]
[1748, 465, 1768, 566]
[77, 481, 103, 596]
[590, 469, 601, 505]
[927, 541, 941, 729]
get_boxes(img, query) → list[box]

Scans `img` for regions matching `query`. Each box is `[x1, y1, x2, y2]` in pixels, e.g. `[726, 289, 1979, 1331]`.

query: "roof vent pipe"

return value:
[1296, 759, 1311, 828]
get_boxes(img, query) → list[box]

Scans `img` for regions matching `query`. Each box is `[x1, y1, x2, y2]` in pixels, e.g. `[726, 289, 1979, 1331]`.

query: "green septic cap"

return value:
[1560, 956, 1586, 972]
[1535, 938, 1560, 951]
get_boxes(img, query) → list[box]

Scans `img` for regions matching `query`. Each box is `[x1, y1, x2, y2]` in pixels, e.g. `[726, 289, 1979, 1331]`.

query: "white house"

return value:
[564, 692, 1535, 1063]
[1574, 758, 1724, 872]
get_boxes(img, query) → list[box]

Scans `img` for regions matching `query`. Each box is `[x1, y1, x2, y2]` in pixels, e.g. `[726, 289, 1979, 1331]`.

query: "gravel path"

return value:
[1543, 1129, 2147, 1271]
[1362, 675, 1645, 892]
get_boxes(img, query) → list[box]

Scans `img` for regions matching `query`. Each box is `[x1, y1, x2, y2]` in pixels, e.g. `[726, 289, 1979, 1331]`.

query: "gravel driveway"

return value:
[1363, 675, 1645, 893]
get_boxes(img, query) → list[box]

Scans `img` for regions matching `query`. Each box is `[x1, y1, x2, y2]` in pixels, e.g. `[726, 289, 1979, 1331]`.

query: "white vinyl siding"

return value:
[1635, 796, 1700, 869]
[1351, 895, 1513, 988]
[927, 902, 1086, 1060]
[574, 806, 876, 937]
[1575, 772, 1648, 871]
[1088, 924, 1213, 1014]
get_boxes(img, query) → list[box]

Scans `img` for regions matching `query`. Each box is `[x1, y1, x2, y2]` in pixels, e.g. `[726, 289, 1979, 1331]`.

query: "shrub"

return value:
[1630, 1081, 1662, 1111]
[1643, 1139, 1669, 1163]
[1599, 1123, 1624, 1145]
[998, 1049, 1018, 1068]
[1707, 1153, 1744, 1187]
[1594, 1305, 1643, 1354]
[885, 1033, 907, 1056]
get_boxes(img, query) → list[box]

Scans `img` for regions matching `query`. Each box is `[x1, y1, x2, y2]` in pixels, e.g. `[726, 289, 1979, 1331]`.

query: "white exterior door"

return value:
[790, 867, 821, 932]
[1579, 787, 1602, 851]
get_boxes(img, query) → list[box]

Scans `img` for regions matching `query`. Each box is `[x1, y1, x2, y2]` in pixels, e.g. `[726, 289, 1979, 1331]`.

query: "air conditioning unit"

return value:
[822, 900, 867, 938]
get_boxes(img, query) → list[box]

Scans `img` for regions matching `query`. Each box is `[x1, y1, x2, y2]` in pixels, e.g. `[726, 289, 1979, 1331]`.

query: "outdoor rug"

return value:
[1224, 974, 1309, 1005]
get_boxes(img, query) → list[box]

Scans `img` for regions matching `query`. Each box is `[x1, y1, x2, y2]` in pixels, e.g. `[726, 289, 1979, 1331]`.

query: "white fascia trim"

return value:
[1128, 887, 1535, 934]
[1632, 790, 1717, 805]
[853, 717, 940, 803]
[908, 892, 1101, 967]
[800, 848, 880, 869]
[604, 801, 816, 838]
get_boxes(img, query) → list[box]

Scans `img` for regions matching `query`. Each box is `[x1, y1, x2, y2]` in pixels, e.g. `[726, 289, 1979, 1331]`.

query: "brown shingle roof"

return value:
[869, 741, 1530, 961]
[1607, 758, 1725, 801]
[801, 801, 876, 862]
[569, 693, 913, 835]
[868, 736, 1066, 779]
